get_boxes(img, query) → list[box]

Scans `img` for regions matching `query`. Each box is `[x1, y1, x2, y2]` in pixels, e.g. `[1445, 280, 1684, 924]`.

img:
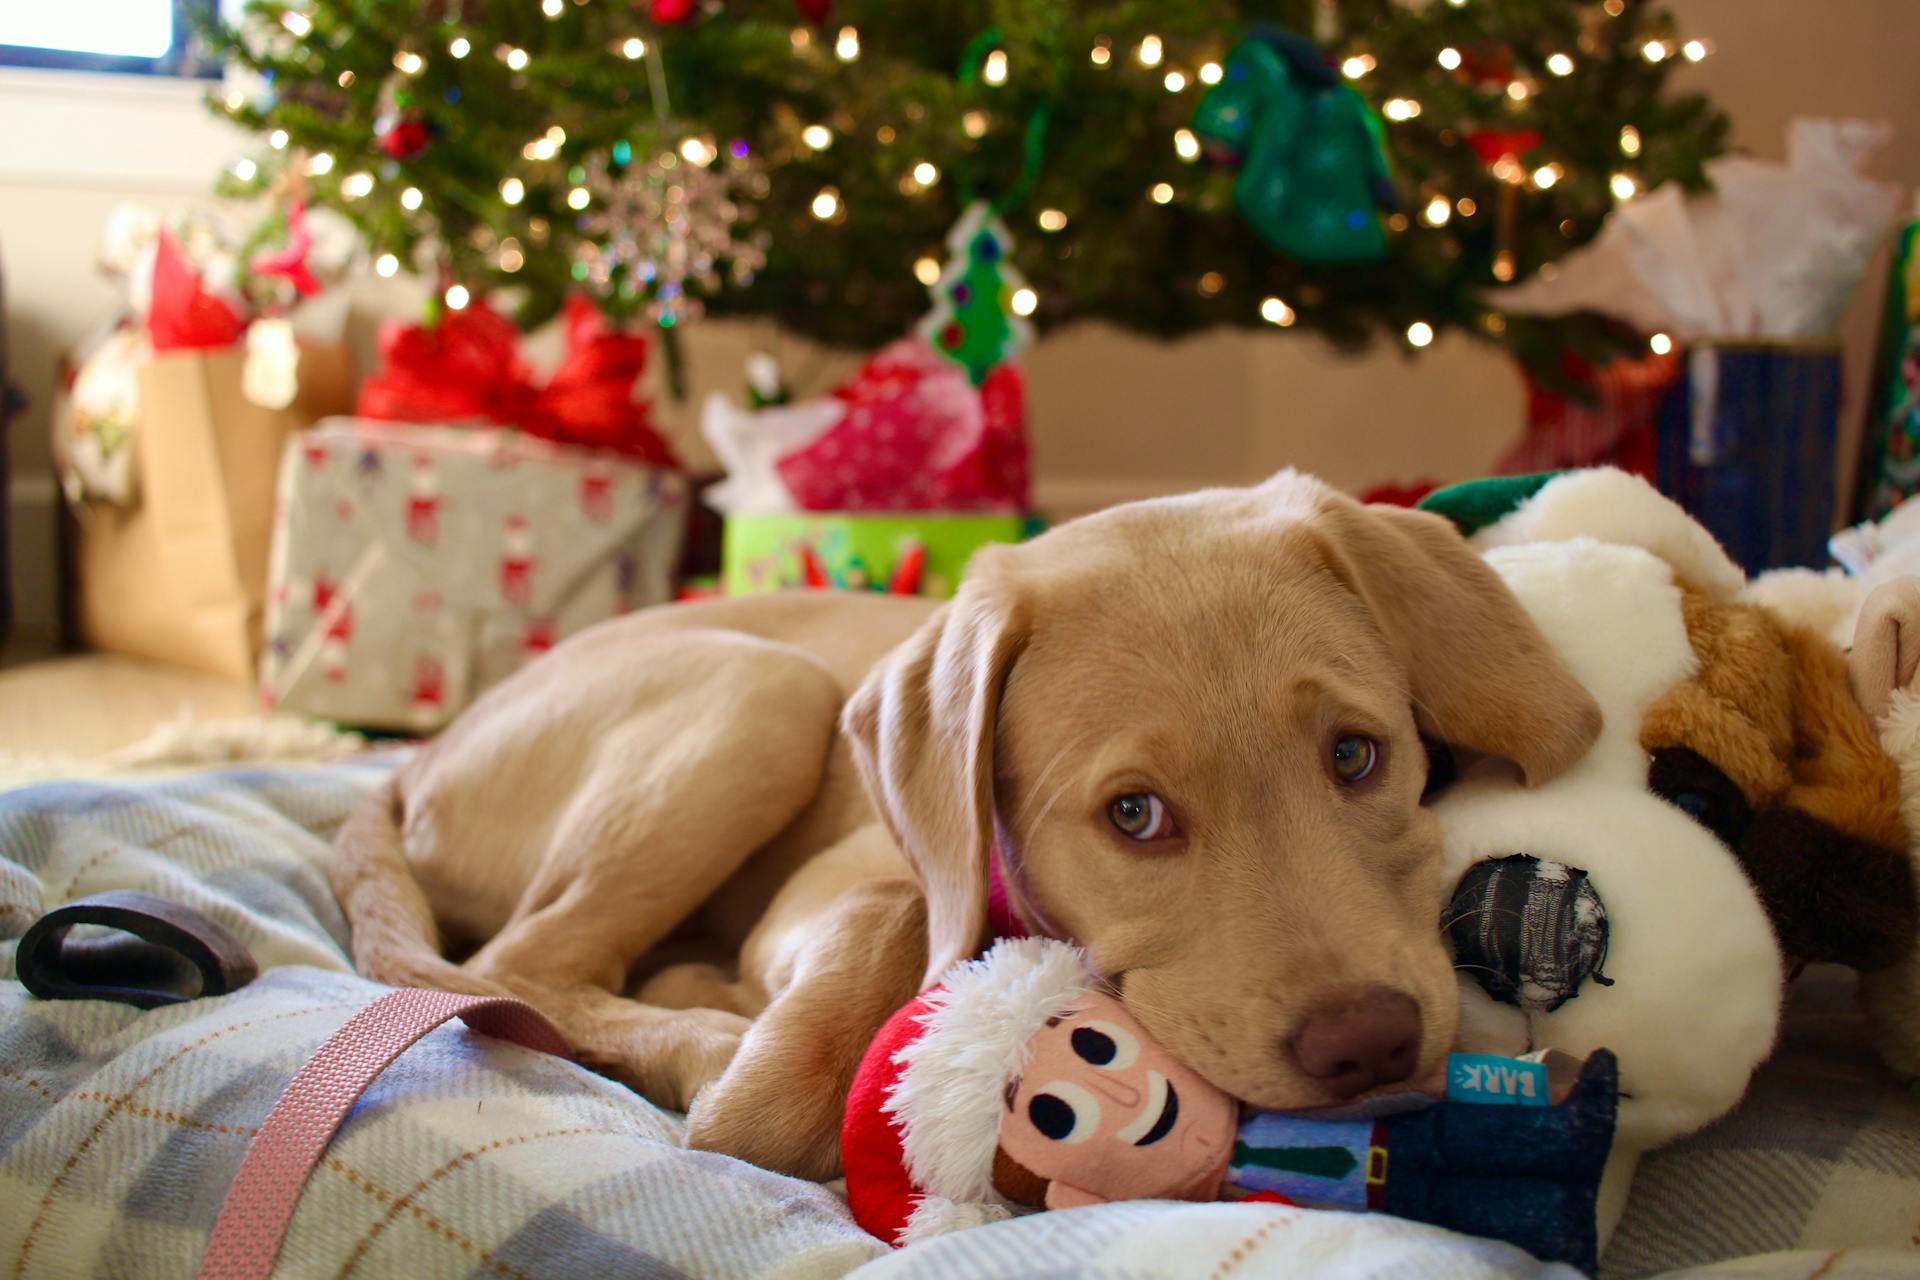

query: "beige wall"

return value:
[5, 0, 1918, 647]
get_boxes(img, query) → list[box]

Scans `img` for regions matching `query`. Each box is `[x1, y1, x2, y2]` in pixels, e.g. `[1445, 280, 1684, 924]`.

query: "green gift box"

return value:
[722, 512, 1040, 598]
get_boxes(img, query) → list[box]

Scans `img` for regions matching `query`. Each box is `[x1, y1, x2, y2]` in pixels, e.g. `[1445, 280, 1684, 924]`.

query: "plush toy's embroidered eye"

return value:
[1108, 792, 1175, 840]
[1071, 1020, 1141, 1070]
[1028, 1082, 1100, 1142]
[1647, 747, 1753, 849]
[1331, 733, 1379, 784]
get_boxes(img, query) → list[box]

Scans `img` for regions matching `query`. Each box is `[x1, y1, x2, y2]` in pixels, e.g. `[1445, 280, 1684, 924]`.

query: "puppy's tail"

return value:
[330, 774, 512, 999]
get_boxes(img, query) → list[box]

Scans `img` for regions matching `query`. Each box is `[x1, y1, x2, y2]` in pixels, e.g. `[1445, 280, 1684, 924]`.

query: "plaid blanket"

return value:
[0, 764, 1913, 1279]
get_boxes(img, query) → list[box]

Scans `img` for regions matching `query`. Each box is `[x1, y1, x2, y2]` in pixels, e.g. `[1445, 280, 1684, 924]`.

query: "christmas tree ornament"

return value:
[1189, 28, 1398, 264]
[649, 0, 696, 23]
[376, 111, 432, 160]
[794, 0, 831, 21]
[917, 202, 1034, 385]
[248, 200, 322, 298]
[575, 144, 769, 327]
[1465, 128, 1541, 282]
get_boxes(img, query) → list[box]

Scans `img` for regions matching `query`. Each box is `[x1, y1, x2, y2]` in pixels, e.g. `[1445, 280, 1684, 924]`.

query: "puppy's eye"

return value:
[1072, 1020, 1141, 1070]
[1330, 733, 1379, 784]
[1028, 1082, 1100, 1143]
[1108, 792, 1176, 840]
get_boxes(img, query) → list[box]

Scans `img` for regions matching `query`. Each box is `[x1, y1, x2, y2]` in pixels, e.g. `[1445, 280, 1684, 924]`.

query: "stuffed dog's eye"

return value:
[1330, 734, 1379, 784]
[1647, 746, 1753, 848]
[1029, 1082, 1099, 1143]
[1072, 1020, 1141, 1070]
[1108, 792, 1175, 840]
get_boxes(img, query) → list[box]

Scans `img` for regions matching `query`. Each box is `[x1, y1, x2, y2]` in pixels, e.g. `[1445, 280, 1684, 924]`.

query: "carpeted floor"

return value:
[0, 648, 258, 756]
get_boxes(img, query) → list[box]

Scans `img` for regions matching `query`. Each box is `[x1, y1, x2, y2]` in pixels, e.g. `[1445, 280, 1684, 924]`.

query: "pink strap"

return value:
[198, 988, 570, 1280]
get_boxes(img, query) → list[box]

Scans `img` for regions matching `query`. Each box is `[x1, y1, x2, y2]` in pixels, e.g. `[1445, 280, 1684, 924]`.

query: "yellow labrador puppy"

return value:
[331, 471, 1600, 1179]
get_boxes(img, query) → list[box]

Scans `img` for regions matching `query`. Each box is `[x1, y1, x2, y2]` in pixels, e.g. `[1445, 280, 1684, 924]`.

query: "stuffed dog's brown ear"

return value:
[842, 555, 1027, 989]
[1306, 495, 1603, 785]
[1850, 577, 1920, 725]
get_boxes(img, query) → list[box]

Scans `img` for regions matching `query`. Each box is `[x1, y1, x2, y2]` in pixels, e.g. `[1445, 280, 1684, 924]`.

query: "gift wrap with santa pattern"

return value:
[259, 417, 686, 731]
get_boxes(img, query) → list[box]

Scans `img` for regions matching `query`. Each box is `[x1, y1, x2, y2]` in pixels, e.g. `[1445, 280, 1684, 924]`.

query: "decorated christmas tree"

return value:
[199, 0, 1728, 367]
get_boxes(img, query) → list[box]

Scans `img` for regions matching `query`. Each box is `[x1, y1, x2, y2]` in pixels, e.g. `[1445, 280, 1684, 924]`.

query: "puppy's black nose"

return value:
[1285, 986, 1422, 1099]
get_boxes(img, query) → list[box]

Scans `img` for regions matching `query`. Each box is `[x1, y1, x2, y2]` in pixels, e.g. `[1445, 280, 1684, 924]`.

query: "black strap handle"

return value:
[17, 890, 259, 1008]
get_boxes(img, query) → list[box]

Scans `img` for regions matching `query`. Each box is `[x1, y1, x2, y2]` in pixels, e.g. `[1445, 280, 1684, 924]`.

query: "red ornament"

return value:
[377, 112, 432, 161]
[1464, 128, 1542, 170]
[795, 0, 831, 20]
[649, 0, 696, 22]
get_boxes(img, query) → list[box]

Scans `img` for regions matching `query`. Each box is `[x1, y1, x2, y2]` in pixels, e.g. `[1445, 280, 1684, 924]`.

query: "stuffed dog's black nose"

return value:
[1286, 986, 1422, 1098]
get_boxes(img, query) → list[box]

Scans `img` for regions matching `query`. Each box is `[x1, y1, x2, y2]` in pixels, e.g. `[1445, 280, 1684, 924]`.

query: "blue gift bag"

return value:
[1656, 343, 1843, 574]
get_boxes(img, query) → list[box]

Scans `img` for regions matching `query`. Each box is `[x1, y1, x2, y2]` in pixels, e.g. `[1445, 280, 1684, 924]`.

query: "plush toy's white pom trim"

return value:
[1471, 469, 1746, 600]
[885, 938, 1096, 1208]
[899, 1196, 1014, 1246]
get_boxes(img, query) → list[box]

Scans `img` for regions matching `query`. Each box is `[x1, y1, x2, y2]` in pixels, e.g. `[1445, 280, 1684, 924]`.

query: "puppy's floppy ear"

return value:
[1850, 577, 1920, 725]
[842, 556, 1027, 989]
[1307, 494, 1602, 785]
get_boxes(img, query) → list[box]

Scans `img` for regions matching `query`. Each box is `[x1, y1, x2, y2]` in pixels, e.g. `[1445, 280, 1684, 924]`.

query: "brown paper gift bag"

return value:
[75, 342, 355, 681]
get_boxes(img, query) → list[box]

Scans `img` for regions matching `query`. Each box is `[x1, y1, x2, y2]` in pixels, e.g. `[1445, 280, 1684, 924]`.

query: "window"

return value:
[0, 0, 219, 77]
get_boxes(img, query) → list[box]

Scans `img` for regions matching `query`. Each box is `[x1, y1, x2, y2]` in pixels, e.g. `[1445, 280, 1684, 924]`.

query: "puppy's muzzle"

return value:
[1284, 985, 1423, 1099]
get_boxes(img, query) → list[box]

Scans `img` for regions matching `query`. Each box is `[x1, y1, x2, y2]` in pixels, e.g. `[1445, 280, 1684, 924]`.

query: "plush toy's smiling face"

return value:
[993, 991, 1239, 1208]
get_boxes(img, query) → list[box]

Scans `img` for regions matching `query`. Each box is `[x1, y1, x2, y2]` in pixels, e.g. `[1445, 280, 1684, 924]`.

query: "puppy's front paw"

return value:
[683, 1048, 847, 1181]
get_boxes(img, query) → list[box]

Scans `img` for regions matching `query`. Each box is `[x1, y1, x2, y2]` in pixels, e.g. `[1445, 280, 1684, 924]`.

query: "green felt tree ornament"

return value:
[916, 202, 1034, 386]
[1190, 28, 1398, 264]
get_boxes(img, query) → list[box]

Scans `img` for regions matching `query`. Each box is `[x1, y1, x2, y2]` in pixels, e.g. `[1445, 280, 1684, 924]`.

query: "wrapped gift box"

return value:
[261, 417, 686, 730]
[723, 512, 1037, 598]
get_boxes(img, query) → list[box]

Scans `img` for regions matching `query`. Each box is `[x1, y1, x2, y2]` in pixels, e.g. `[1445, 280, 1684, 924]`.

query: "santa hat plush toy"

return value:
[842, 937, 1098, 1247]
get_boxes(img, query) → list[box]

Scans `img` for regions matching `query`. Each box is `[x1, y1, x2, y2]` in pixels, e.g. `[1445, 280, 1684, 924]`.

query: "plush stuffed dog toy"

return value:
[1416, 469, 1918, 1238]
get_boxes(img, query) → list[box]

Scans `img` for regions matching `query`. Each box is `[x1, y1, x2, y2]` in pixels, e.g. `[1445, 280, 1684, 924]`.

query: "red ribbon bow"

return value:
[357, 295, 677, 466]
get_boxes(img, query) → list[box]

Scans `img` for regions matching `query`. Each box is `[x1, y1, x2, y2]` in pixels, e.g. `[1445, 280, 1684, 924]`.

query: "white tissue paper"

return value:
[1497, 118, 1902, 340]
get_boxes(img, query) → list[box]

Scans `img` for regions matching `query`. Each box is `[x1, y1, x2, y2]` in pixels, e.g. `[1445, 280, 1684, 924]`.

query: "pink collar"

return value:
[987, 837, 1030, 940]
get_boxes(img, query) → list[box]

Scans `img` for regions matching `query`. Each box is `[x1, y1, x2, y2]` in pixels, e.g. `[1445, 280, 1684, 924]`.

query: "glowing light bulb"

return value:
[811, 187, 840, 219]
[1407, 321, 1435, 348]
[790, 26, 810, 48]
[1198, 271, 1224, 296]
[1650, 332, 1674, 355]
[1010, 288, 1038, 317]
[1199, 61, 1222, 84]
[913, 256, 941, 286]
[1547, 52, 1575, 76]
[1456, 196, 1478, 216]
[341, 171, 372, 198]
[1163, 70, 1187, 92]
[231, 157, 258, 182]
[505, 46, 529, 70]
[1341, 55, 1369, 79]
[336, 70, 355, 87]
[500, 177, 525, 204]
[962, 111, 988, 138]
[1423, 195, 1451, 226]
[621, 37, 644, 59]
[1611, 172, 1640, 200]
[445, 284, 471, 310]
[1260, 296, 1295, 326]
[1090, 41, 1112, 67]
[912, 161, 939, 186]
[500, 241, 525, 273]
[269, 129, 289, 150]
[1037, 208, 1067, 232]
[1620, 125, 1642, 156]
[1138, 35, 1163, 67]
[1682, 39, 1709, 61]
[835, 26, 859, 61]
[1506, 79, 1529, 101]
[400, 186, 423, 210]
[450, 36, 471, 58]
[1642, 40, 1667, 62]
[1173, 128, 1201, 161]
[1384, 98, 1420, 121]
[281, 12, 312, 37]
[1532, 165, 1558, 189]
[802, 124, 833, 150]
[542, 0, 563, 15]
[983, 49, 1008, 84]
[307, 151, 334, 175]
[393, 51, 424, 74]
[374, 253, 400, 278]
[567, 186, 590, 210]
[1150, 182, 1174, 205]
[1437, 46, 1462, 70]
[680, 137, 715, 166]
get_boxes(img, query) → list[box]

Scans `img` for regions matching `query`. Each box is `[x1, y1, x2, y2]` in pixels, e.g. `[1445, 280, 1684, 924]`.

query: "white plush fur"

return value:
[1862, 688, 1920, 1083]
[900, 1197, 1014, 1246]
[1434, 540, 1784, 1160]
[1745, 566, 1860, 649]
[1469, 470, 1746, 602]
[886, 937, 1097, 1210]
